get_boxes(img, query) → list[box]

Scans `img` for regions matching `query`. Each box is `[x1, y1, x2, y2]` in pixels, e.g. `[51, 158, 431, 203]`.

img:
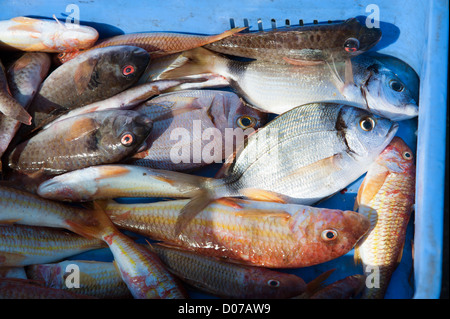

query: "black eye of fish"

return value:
[403, 151, 413, 160]
[344, 38, 360, 53]
[237, 116, 256, 129]
[359, 117, 375, 131]
[389, 80, 405, 92]
[267, 280, 280, 287]
[321, 229, 338, 241]
[120, 133, 135, 146]
[122, 65, 135, 76]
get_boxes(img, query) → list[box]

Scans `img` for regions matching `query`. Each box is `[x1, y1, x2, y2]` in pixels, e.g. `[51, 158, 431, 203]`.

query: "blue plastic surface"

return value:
[0, 0, 447, 299]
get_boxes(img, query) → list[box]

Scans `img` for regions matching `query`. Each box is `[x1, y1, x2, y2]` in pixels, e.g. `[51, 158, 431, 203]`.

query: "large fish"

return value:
[0, 53, 51, 161]
[103, 199, 370, 268]
[0, 16, 98, 52]
[26, 45, 150, 128]
[354, 137, 416, 299]
[130, 89, 268, 170]
[149, 243, 307, 299]
[204, 18, 381, 65]
[57, 27, 246, 63]
[157, 47, 418, 120]
[161, 103, 398, 232]
[8, 110, 152, 175]
[26, 260, 132, 299]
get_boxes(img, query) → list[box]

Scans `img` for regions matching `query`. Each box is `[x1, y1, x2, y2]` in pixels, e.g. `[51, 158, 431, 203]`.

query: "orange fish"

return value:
[354, 137, 416, 299]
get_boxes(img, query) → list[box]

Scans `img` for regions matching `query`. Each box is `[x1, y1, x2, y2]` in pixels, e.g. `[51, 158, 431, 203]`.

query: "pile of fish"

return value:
[0, 15, 417, 299]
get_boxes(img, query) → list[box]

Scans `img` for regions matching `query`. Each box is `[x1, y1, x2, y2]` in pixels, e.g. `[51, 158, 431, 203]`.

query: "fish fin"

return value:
[354, 247, 362, 265]
[210, 27, 247, 41]
[0, 251, 27, 266]
[344, 58, 355, 87]
[234, 209, 291, 219]
[215, 197, 243, 209]
[355, 169, 389, 209]
[158, 47, 219, 80]
[294, 269, 336, 299]
[64, 117, 98, 142]
[7, 22, 40, 34]
[150, 100, 203, 122]
[282, 56, 325, 66]
[93, 165, 131, 181]
[0, 94, 32, 125]
[73, 57, 99, 95]
[10, 17, 38, 24]
[240, 188, 287, 203]
[0, 218, 23, 225]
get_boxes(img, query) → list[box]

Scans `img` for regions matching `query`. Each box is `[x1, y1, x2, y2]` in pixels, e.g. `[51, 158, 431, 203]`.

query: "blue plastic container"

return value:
[1, 0, 447, 299]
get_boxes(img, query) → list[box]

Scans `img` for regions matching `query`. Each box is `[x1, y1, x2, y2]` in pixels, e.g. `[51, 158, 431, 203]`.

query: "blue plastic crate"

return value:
[0, 0, 447, 299]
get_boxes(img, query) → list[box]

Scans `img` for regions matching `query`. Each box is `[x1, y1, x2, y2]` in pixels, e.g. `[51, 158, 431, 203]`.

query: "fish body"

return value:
[159, 47, 418, 120]
[37, 165, 207, 202]
[204, 18, 381, 64]
[57, 27, 246, 63]
[150, 243, 307, 298]
[8, 110, 153, 175]
[0, 224, 106, 267]
[104, 199, 370, 268]
[0, 278, 95, 299]
[309, 274, 366, 299]
[354, 137, 416, 299]
[0, 16, 98, 52]
[0, 53, 51, 159]
[131, 89, 267, 170]
[27, 45, 150, 128]
[26, 260, 132, 299]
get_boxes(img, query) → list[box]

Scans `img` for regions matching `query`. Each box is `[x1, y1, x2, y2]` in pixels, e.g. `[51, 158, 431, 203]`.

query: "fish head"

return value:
[52, 24, 99, 51]
[243, 268, 307, 299]
[339, 105, 399, 160]
[341, 18, 382, 57]
[359, 60, 419, 120]
[97, 110, 153, 159]
[375, 136, 416, 175]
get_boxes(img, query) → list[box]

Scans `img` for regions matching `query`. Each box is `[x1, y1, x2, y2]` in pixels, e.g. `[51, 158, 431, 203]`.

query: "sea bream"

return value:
[157, 47, 418, 121]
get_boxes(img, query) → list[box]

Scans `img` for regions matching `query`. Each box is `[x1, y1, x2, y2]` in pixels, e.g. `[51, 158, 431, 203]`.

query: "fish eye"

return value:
[267, 280, 280, 287]
[359, 117, 376, 131]
[237, 115, 256, 129]
[321, 229, 338, 241]
[57, 52, 65, 58]
[344, 38, 360, 53]
[402, 151, 413, 160]
[389, 79, 405, 92]
[122, 65, 135, 76]
[120, 133, 135, 146]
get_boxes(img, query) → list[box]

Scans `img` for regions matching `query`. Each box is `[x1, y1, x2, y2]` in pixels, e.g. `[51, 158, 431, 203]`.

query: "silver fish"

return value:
[157, 47, 418, 121]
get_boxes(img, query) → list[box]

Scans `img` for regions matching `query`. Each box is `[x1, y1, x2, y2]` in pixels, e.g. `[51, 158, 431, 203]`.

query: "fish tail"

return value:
[158, 47, 226, 80]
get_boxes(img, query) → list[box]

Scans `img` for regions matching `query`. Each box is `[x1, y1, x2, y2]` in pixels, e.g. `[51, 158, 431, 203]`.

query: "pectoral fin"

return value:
[74, 58, 99, 95]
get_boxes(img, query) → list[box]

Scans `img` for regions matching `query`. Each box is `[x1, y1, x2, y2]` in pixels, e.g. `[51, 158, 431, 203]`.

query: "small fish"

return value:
[161, 103, 398, 233]
[0, 278, 96, 299]
[309, 274, 366, 299]
[71, 206, 187, 299]
[0, 53, 51, 160]
[8, 110, 153, 175]
[0, 224, 106, 267]
[0, 16, 98, 52]
[26, 260, 132, 299]
[37, 165, 207, 202]
[130, 89, 268, 170]
[103, 199, 370, 268]
[0, 59, 32, 125]
[354, 137, 416, 299]
[204, 18, 381, 65]
[26, 45, 150, 129]
[149, 243, 307, 299]
[57, 27, 246, 63]
[157, 47, 418, 120]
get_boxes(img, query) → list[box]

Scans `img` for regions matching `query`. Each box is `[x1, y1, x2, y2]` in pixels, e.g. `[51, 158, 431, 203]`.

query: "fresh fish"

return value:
[0, 224, 106, 267]
[0, 59, 32, 125]
[164, 103, 398, 232]
[103, 199, 370, 268]
[150, 243, 307, 299]
[204, 18, 381, 65]
[0, 16, 98, 52]
[73, 207, 187, 299]
[8, 109, 153, 175]
[309, 274, 366, 299]
[0, 184, 100, 237]
[57, 27, 246, 63]
[26, 260, 132, 299]
[26, 45, 150, 128]
[157, 47, 418, 120]
[0, 278, 96, 299]
[37, 165, 207, 202]
[0, 53, 51, 161]
[130, 89, 268, 170]
[354, 137, 416, 299]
